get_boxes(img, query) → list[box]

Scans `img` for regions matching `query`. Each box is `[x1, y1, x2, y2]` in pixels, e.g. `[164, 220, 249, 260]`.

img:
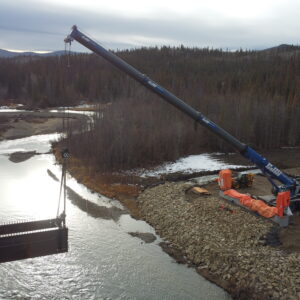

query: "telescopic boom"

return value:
[65, 25, 299, 199]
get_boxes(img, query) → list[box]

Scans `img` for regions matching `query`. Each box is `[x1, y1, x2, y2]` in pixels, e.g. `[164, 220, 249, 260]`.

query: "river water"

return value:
[0, 133, 230, 299]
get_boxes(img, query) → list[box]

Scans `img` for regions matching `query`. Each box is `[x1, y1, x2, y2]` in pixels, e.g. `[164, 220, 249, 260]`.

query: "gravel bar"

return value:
[138, 181, 300, 299]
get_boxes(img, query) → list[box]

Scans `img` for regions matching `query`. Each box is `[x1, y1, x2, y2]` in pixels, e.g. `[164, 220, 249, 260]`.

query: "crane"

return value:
[64, 25, 300, 225]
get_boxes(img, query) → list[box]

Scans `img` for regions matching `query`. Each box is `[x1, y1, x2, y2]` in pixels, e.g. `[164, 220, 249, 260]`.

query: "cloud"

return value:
[0, 0, 299, 51]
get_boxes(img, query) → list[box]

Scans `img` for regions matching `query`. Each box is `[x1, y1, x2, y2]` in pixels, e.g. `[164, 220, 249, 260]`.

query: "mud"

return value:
[0, 111, 85, 140]
[128, 232, 156, 243]
[8, 151, 36, 163]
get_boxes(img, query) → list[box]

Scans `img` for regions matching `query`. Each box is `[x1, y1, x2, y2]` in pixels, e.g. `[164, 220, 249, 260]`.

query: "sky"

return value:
[0, 0, 300, 52]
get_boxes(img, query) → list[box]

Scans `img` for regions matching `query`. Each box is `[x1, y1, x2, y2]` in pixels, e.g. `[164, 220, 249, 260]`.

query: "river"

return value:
[0, 133, 230, 299]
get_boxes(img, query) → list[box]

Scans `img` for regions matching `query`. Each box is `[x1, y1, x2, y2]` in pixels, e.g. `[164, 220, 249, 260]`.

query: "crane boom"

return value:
[65, 25, 299, 199]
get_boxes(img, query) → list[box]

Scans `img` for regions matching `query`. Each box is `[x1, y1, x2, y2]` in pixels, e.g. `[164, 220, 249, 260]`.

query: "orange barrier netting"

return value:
[224, 189, 278, 218]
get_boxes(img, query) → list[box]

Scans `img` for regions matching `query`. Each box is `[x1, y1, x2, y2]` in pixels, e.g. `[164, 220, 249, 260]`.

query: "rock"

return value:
[128, 232, 156, 243]
[137, 181, 300, 299]
[182, 182, 194, 190]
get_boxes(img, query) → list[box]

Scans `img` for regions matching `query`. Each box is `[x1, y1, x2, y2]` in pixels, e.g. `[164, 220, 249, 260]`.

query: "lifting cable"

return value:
[56, 149, 69, 225]
[56, 40, 73, 225]
[63, 40, 72, 136]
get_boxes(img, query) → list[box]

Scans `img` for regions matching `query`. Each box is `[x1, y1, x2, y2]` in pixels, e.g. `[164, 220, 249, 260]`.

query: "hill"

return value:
[0, 49, 76, 58]
[1, 43, 300, 58]
[259, 44, 300, 57]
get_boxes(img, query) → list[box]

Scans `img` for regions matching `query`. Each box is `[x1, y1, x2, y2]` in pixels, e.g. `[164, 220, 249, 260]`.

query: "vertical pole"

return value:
[61, 149, 69, 228]
[63, 159, 66, 227]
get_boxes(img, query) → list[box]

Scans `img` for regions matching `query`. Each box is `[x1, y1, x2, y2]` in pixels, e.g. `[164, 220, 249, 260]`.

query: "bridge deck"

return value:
[0, 219, 68, 263]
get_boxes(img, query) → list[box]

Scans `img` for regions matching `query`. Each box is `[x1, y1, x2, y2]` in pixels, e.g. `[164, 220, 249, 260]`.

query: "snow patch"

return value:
[131, 153, 249, 177]
[0, 133, 62, 154]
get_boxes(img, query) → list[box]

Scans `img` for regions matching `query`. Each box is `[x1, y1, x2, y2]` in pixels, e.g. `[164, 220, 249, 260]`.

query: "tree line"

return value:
[1, 45, 300, 171]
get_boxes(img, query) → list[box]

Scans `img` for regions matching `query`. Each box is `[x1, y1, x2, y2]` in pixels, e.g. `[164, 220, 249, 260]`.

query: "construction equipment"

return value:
[218, 169, 254, 190]
[64, 25, 300, 225]
[232, 173, 255, 189]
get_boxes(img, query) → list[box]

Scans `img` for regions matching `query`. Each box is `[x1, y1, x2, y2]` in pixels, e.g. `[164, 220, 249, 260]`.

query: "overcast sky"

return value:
[1, 0, 300, 52]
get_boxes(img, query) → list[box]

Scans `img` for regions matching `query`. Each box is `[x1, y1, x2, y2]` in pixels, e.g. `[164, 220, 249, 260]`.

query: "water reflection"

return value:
[0, 135, 230, 299]
[0, 154, 59, 221]
[66, 187, 127, 221]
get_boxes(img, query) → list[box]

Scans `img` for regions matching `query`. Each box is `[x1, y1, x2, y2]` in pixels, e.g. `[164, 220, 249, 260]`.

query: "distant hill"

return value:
[0, 49, 76, 58]
[263, 44, 300, 51]
[1, 44, 300, 58]
[259, 44, 300, 56]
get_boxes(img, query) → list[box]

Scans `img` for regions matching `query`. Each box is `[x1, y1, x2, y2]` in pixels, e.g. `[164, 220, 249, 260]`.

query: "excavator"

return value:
[64, 25, 300, 226]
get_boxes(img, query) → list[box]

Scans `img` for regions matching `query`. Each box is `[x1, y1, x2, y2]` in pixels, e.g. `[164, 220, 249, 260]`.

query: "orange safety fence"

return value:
[223, 189, 278, 218]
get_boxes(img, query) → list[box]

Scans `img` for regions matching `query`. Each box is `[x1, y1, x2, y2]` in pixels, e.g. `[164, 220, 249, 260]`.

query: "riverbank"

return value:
[2, 110, 300, 299]
[54, 142, 300, 299]
[1, 128, 226, 300]
[0, 111, 85, 140]
[52, 148, 142, 218]
[137, 174, 300, 299]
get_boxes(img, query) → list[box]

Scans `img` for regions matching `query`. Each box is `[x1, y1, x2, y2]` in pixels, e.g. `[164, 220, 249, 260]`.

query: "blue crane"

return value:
[64, 25, 300, 214]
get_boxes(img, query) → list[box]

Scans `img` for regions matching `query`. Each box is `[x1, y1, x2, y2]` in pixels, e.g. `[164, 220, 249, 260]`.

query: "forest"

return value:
[1, 45, 300, 171]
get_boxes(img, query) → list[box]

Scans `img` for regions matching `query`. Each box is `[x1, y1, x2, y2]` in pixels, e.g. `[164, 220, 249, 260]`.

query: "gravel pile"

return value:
[138, 182, 300, 299]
